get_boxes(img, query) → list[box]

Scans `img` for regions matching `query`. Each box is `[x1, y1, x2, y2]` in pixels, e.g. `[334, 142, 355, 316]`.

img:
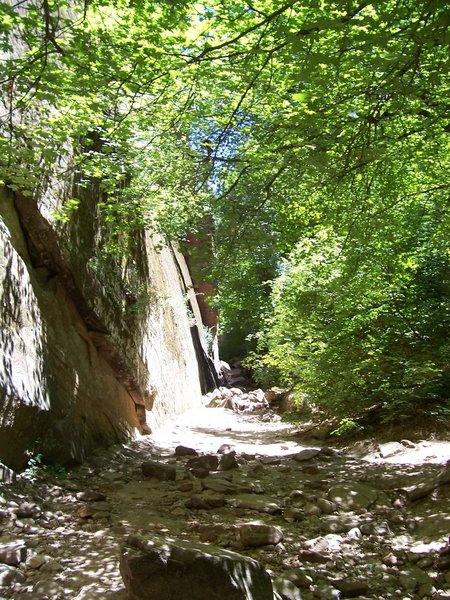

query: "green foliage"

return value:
[247, 207, 450, 420]
[51, 198, 80, 223]
[23, 451, 67, 481]
[1, 0, 449, 423]
[331, 418, 364, 437]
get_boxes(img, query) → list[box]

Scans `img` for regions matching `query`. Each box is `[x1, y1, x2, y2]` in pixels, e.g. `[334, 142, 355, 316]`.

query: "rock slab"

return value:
[120, 534, 274, 600]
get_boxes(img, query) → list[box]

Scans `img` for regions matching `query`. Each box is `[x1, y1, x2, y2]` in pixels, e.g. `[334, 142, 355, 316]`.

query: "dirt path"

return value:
[1, 406, 449, 599]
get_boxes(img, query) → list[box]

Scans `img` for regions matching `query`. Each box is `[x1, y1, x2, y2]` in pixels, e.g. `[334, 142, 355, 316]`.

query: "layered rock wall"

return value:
[0, 185, 214, 470]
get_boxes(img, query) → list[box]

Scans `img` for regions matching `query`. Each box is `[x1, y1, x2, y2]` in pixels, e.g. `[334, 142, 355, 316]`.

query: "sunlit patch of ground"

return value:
[148, 407, 303, 457]
[363, 440, 450, 465]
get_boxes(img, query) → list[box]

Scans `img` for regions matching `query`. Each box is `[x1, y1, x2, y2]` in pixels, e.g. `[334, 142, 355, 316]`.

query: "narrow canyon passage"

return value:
[1, 403, 449, 600]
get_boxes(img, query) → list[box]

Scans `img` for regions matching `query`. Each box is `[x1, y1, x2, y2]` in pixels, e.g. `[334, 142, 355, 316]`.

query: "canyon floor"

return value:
[1, 400, 449, 599]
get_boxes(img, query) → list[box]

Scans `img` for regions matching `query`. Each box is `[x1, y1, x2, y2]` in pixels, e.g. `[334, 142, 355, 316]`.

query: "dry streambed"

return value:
[0, 404, 449, 600]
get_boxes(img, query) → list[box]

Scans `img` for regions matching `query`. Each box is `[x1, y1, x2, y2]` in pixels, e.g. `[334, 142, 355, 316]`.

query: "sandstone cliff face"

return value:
[0, 186, 214, 471]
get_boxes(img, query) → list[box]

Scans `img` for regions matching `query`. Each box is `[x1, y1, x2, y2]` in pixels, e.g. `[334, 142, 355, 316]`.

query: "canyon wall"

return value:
[0, 183, 216, 471]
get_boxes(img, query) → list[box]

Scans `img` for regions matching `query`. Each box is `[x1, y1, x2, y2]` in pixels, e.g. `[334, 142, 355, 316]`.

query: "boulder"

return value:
[120, 534, 274, 600]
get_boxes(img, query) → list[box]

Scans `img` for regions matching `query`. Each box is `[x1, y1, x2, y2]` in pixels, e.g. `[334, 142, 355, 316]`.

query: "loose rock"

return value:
[293, 449, 320, 462]
[186, 454, 219, 472]
[0, 541, 27, 566]
[141, 460, 176, 481]
[120, 533, 274, 600]
[239, 524, 284, 547]
[175, 445, 198, 457]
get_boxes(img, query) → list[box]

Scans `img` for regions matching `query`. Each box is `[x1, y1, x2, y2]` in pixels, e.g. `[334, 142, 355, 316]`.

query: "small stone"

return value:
[401, 439, 416, 449]
[0, 541, 27, 566]
[218, 453, 239, 471]
[171, 507, 186, 517]
[289, 490, 305, 501]
[278, 465, 292, 473]
[189, 467, 210, 479]
[332, 578, 369, 597]
[78, 505, 95, 519]
[302, 466, 319, 475]
[177, 482, 194, 492]
[175, 445, 198, 457]
[293, 449, 320, 462]
[304, 503, 321, 516]
[76, 490, 107, 502]
[347, 527, 362, 540]
[372, 521, 391, 536]
[40, 558, 63, 573]
[26, 554, 47, 569]
[298, 550, 329, 564]
[217, 444, 235, 454]
[16, 502, 39, 518]
[186, 455, 219, 472]
[313, 582, 341, 599]
[0, 564, 25, 587]
[273, 577, 302, 600]
[230, 495, 281, 514]
[378, 442, 404, 459]
[142, 460, 176, 481]
[283, 507, 304, 522]
[284, 569, 313, 588]
[316, 498, 335, 514]
[383, 552, 398, 566]
[185, 495, 226, 509]
[239, 523, 284, 547]
[360, 521, 375, 535]
[417, 556, 433, 568]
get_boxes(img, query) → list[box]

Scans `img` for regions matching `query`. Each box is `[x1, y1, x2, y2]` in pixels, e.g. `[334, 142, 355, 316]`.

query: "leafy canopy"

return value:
[1, 0, 449, 421]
